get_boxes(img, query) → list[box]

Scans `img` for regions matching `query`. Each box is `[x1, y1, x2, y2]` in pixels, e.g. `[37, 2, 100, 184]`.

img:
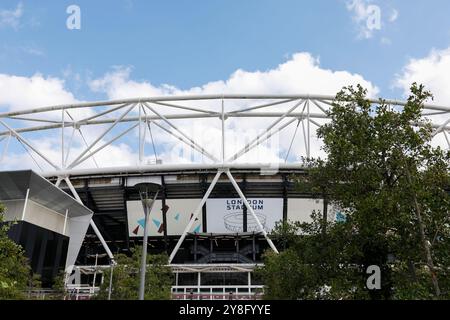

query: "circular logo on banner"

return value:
[223, 212, 267, 232]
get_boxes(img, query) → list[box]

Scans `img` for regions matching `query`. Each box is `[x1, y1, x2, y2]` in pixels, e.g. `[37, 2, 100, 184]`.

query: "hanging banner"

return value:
[166, 199, 203, 235]
[127, 199, 203, 237]
[287, 198, 345, 223]
[127, 200, 163, 237]
[206, 198, 283, 233]
[287, 198, 324, 223]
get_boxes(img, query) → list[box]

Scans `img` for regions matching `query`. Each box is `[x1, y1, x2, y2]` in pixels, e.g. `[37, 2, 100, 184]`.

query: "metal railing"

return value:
[171, 285, 264, 300]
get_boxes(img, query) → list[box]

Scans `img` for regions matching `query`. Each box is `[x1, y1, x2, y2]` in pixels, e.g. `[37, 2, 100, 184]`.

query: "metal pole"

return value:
[0, 133, 11, 163]
[307, 100, 310, 159]
[62, 108, 65, 168]
[222, 99, 225, 164]
[63, 209, 69, 235]
[139, 191, 159, 300]
[64, 128, 76, 166]
[142, 117, 147, 163]
[92, 254, 98, 292]
[139, 103, 142, 164]
[21, 188, 30, 221]
[108, 263, 114, 300]
[89, 220, 115, 263]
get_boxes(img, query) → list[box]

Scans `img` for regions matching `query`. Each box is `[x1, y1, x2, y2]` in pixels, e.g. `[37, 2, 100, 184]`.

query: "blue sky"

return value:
[1, 1, 450, 170]
[1, 0, 450, 99]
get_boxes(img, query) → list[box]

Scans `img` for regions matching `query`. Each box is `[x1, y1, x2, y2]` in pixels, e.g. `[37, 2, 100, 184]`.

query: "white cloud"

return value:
[87, 52, 379, 165]
[90, 53, 379, 98]
[395, 47, 450, 105]
[0, 73, 77, 111]
[89, 66, 174, 99]
[395, 47, 450, 149]
[2, 48, 446, 173]
[0, 2, 23, 30]
[0, 52, 383, 171]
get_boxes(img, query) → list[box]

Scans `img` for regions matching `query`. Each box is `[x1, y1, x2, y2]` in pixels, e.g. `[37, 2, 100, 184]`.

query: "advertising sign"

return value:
[206, 198, 283, 233]
[127, 199, 203, 237]
[287, 198, 345, 223]
[287, 198, 324, 223]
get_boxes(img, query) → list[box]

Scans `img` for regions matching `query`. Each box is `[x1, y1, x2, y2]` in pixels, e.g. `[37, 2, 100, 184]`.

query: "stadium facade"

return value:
[0, 94, 448, 299]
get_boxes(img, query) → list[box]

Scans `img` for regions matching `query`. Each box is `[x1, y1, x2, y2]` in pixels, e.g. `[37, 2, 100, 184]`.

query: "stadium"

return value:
[0, 94, 449, 299]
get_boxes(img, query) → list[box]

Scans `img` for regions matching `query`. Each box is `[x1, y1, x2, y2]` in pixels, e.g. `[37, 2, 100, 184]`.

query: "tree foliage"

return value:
[0, 203, 36, 300]
[96, 247, 173, 300]
[258, 84, 450, 300]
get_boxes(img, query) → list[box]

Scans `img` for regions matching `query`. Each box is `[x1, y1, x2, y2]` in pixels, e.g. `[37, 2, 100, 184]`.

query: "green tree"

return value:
[258, 84, 450, 300]
[0, 203, 36, 300]
[96, 247, 173, 300]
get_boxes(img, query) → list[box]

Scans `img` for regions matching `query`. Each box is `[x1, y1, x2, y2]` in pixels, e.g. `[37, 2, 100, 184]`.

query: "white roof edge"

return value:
[42, 163, 306, 178]
[1, 93, 449, 118]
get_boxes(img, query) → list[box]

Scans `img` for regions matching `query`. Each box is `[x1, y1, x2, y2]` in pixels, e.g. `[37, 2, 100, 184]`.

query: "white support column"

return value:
[64, 127, 76, 167]
[225, 170, 279, 254]
[62, 108, 65, 168]
[169, 170, 223, 263]
[92, 254, 98, 292]
[307, 99, 311, 159]
[0, 133, 11, 163]
[21, 188, 30, 221]
[55, 177, 63, 188]
[63, 209, 69, 235]
[142, 117, 147, 162]
[221, 99, 225, 164]
[64, 177, 115, 263]
[139, 103, 143, 164]
[301, 117, 307, 156]
[64, 177, 82, 203]
[89, 220, 115, 263]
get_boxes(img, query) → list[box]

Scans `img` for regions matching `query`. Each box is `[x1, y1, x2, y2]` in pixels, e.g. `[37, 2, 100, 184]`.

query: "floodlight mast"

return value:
[135, 182, 161, 301]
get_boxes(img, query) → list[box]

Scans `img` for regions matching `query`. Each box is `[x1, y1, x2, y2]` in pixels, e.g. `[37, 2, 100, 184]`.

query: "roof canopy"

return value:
[0, 170, 92, 218]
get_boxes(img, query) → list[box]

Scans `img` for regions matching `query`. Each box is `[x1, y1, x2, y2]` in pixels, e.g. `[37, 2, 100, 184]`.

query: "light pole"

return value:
[135, 182, 161, 300]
